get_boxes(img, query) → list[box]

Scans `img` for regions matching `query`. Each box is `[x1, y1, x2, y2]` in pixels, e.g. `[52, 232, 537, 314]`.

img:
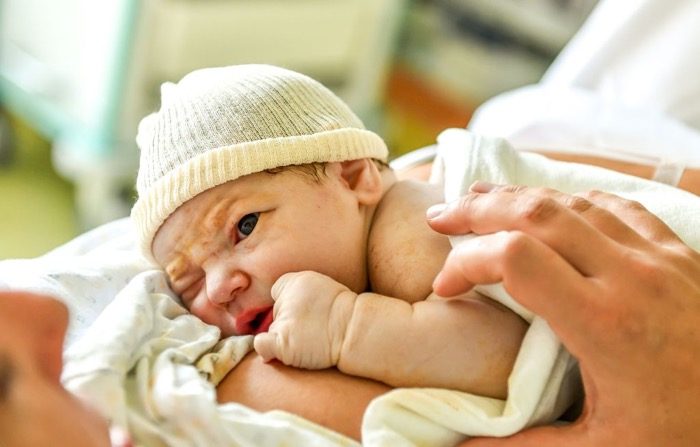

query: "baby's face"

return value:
[152, 167, 370, 337]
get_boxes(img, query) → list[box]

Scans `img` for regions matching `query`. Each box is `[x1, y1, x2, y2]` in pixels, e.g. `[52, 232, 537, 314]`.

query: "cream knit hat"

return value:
[131, 64, 388, 261]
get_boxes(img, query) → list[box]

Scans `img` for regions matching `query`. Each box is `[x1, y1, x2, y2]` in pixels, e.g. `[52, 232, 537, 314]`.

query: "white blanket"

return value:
[3, 130, 699, 446]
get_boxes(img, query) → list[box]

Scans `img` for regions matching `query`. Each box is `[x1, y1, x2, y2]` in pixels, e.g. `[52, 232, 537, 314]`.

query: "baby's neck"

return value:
[358, 170, 397, 290]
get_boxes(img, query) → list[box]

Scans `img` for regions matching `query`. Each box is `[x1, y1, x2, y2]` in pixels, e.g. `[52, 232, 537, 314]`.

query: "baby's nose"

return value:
[207, 270, 250, 305]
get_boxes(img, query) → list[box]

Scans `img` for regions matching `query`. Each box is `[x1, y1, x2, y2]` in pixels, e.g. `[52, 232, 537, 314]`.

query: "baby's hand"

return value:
[253, 271, 357, 369]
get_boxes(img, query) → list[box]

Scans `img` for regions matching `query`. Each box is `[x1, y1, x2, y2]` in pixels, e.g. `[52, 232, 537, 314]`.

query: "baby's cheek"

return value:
[191, 296, 210, 312]
[187, 299, 237, 336]
[187, 299, 215, 323]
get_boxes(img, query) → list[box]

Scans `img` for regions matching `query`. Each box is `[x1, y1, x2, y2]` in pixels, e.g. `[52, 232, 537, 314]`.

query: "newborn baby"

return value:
[131, 64, 527, 398]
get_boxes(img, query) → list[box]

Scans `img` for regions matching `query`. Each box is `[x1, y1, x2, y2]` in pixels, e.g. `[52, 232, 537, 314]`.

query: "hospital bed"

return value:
[1, 0, 700, 445]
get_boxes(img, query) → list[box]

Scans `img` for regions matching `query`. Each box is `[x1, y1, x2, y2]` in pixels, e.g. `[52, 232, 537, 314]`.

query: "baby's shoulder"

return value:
[367, 180, 452, 303]
[375, 180, 441, 221]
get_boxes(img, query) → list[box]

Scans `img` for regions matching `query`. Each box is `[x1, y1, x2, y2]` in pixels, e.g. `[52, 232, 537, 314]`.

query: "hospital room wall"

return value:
[0, 0, 597, 259]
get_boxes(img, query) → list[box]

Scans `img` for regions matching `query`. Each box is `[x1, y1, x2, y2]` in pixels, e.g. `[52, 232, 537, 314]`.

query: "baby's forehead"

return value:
[159, 224, 227, 276]
[155, 192, 234, 258]
[158, 167, 309, 247]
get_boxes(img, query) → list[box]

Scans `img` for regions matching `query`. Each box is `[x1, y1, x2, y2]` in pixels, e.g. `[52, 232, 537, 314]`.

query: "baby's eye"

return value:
[236, 213, 259, 239]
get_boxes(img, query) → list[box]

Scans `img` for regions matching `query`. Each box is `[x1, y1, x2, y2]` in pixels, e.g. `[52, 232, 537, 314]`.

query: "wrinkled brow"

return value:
[165, 252, 192, 282]
[203, 197, 238, 234]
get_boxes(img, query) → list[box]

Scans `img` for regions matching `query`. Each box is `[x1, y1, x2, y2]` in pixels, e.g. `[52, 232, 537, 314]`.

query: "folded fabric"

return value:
[433, 129, 700, 251]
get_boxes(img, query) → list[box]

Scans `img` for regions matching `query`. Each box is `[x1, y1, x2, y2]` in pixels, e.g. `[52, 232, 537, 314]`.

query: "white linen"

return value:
[63, 270, 353, 447]
[435, 128, 700, 252]
[0, 220, 359, 445]
[542, 0, 700, 131]
[469, 0, 700, 172]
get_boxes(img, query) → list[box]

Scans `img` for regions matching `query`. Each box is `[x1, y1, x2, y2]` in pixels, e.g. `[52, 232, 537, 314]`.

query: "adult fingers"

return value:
[484, 184, 676, 250]
[475, 183, 652, 249]
[437, 183, 677, 250]
[428, 188, 622, 277]
[576, 190, 685, 246]
[433, 230, 596, 338]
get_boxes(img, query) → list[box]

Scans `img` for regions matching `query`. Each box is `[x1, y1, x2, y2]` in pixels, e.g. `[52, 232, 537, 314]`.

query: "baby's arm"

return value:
[339, 289, 526, 399]
[254, 271, 527, 399]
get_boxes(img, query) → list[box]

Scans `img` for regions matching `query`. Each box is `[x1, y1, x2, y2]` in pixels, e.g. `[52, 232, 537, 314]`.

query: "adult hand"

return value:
[427, 182, 700, 447]
[253, 271, 356, 369]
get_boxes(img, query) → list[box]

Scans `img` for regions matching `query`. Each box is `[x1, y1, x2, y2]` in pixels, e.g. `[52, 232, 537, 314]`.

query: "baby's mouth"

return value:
[235, 306, 274, 335]
[251, 308, 274, 335]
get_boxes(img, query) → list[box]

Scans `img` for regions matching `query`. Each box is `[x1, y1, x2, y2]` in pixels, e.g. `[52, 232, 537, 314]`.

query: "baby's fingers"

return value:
[271, 272, 305, 301]
[253, 332, 281, 363]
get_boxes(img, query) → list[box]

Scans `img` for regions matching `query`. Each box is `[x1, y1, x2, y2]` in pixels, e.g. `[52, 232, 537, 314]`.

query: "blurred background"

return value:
[0, 0, 598, 258]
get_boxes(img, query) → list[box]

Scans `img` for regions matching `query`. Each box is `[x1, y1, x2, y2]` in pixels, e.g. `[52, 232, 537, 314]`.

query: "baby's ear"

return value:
[337, 159, 384, 205]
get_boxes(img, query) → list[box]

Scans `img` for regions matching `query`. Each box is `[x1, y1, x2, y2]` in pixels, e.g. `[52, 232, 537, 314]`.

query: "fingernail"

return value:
[426, 203, 447, 219]
[469, 181, 498, 193]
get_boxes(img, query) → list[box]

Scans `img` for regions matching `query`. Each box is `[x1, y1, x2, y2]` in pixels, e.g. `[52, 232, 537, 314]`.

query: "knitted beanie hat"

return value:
[131, 64, 388, 261]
